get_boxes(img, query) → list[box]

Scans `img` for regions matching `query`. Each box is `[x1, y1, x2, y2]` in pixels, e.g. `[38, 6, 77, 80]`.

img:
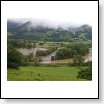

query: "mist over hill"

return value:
[7, 19, 92, 42]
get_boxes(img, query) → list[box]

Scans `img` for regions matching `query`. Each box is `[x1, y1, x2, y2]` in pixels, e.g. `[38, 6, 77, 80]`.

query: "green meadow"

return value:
[7, 66, 89, 81]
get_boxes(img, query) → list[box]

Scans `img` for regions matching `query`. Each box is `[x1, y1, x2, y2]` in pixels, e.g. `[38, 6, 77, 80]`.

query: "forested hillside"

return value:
[7, 20, 92, 42]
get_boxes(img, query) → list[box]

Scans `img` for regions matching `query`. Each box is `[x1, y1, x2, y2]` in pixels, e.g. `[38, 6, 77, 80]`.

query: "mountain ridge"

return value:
[7, 20, 92, 42]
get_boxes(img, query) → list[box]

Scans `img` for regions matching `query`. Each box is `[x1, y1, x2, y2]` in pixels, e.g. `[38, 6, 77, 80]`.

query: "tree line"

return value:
[55, 43, 89, 60]
[7, 39, 36, 48]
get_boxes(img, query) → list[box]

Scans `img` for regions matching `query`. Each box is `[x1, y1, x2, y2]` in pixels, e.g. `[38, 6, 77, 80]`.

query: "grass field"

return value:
[36, 41, 92, 48]
[7, 66, 89, 81]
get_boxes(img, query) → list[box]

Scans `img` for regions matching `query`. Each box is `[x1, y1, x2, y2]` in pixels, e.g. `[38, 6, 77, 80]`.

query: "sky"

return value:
[5, 1, 98, 27]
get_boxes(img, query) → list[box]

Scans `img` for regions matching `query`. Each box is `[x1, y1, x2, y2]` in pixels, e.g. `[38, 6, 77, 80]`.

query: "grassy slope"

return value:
[7, 66, 89, 81]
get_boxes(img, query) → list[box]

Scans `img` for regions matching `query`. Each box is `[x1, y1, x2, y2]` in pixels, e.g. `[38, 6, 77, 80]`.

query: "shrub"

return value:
[51, 56, 55, 61]
[77, 65, 92, 80]
[7, 44, 22, 69]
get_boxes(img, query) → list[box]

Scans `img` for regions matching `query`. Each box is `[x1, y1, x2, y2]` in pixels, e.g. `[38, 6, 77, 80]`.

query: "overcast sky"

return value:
[6, 1, 98, 27]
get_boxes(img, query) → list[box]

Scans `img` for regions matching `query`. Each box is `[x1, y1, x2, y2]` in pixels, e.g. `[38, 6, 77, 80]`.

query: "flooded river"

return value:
[18, 48, 92, 64]
[17, 48, 47, 55]
[84, 48, 92, 62]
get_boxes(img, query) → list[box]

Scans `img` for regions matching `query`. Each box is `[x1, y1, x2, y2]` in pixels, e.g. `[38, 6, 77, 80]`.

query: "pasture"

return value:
[7, 66, 89, 81]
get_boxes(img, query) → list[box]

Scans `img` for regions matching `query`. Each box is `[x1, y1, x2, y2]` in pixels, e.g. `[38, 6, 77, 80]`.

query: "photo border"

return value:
[0, 0, 99, 99]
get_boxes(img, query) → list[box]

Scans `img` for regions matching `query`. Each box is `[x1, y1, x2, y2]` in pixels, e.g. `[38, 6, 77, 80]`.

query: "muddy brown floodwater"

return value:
[17, 48, 92, 64]
[17, 48, 47, 55]
[84, 48, 92, 62]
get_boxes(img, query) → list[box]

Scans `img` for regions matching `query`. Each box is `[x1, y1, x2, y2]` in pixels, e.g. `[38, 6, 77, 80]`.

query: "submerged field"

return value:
[7, 66, 89, 81]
